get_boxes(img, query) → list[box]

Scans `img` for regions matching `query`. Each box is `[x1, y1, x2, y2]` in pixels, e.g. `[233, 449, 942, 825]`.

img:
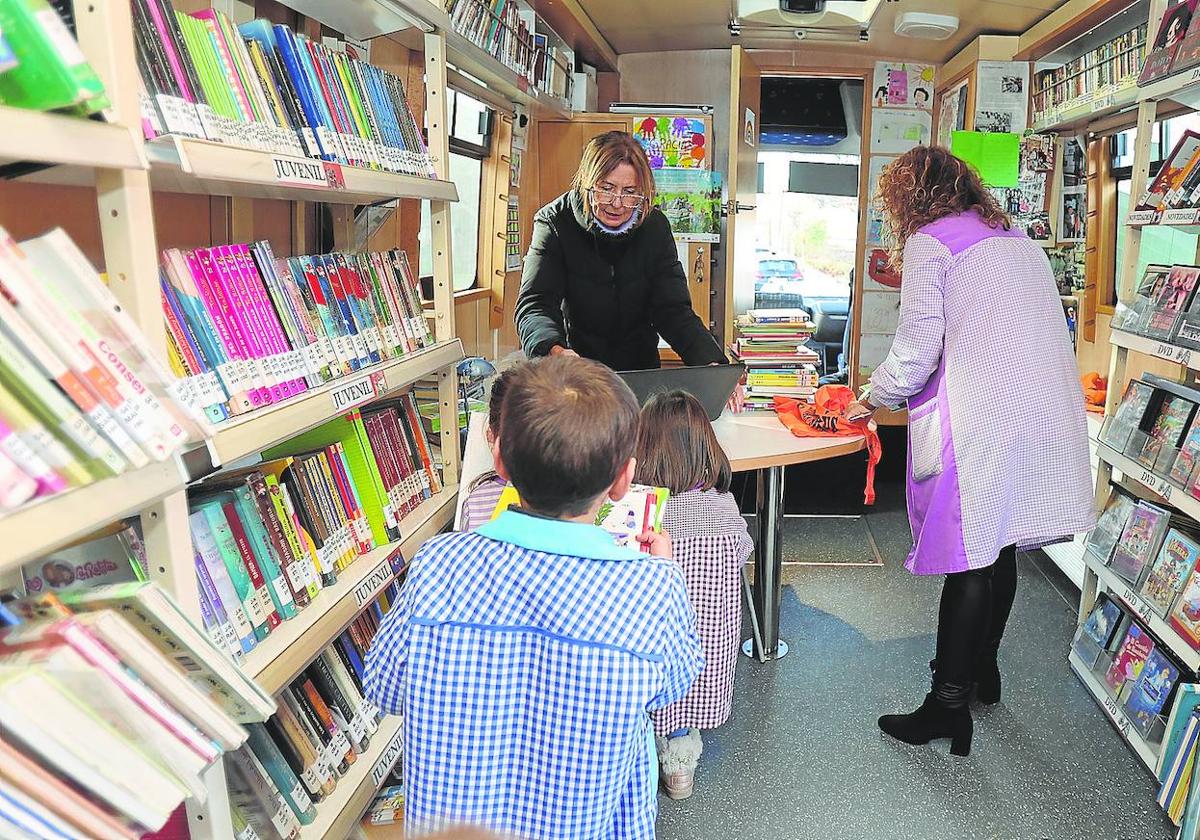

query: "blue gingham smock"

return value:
[365, 508, 703, 839]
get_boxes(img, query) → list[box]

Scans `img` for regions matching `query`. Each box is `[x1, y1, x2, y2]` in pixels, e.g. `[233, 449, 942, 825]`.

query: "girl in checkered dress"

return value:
[635, 390, 753, 800]
[457, 369, 514, 531]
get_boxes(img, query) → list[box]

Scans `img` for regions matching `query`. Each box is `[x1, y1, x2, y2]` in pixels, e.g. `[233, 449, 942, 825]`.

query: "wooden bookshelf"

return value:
[198, 340, 464, 469]
[1068, 648, 1161, 771]
[1032, 84, 1139, 134]
[1016, 0, 1143, 61]
[0, 456, 187, 573]
[0, 107, 147, 171]
[300, 716, 405, 840]
[244, 485, 457, 693]
[440, 26, 573, 117]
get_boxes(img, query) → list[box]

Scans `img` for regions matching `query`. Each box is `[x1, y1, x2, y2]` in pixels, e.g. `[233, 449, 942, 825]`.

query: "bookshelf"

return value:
[1068, 648, 1161, 770]
[243, 485, 455, 693]
[300, 716, 404, 840]
[198, 339, 464, 469]
[1110, 328, 1200, 370]
[3, 2, 467, 836]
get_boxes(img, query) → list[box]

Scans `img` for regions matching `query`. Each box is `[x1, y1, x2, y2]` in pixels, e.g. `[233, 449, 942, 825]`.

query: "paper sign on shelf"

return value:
[353, 559, 394, 608]
[329, 370, 387, 412]
[371, 725, 405, 787]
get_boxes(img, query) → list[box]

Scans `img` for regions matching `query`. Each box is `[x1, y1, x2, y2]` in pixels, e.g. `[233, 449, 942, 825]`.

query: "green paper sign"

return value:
[950, 130, 1020, 188]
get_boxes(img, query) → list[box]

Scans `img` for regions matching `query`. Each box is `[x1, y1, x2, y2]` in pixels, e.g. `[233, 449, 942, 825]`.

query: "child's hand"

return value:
[638, 529, 672, 559]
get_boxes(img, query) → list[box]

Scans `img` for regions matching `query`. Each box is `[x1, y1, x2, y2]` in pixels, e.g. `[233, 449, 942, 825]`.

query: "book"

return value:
[1140, 2, 1198, 85]
[1160, 710, 1200, 824]
[1086, 491, 1137, 565]
[1113, 265, 1172, 335]
[0, 0, 109, 112]
[365, 784, 405, 825]
[1077, 595, 1123, 653]
[1135, 393, 1198, 470]
[225, 745, 303, 840]
[1137, 132, 1200, 212]
[1161, 684, 1200, 780]
[244, 724, 317, 825]
[1033, 22, 1146, 123]
[1105, 622, 1155, 696]
[20, 522, 146, 596]
[1100, 379, 1155, 452]
[1110, 501, 1171, 584]
[1174, 8, 1200, 72]
[1142, 529, 1200, 617]
[1125, 647, 1180, 735]
[491, 483, 670, 549]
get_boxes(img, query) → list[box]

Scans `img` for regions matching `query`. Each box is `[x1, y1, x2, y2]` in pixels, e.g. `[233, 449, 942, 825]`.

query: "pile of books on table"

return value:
[730, 310, 821, 412]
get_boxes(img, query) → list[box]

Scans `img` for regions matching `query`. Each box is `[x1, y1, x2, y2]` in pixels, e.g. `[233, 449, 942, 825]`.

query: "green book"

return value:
[225, 488, 299, 621]
[0, 0, 108, 112]
[262, 412, 395, 547]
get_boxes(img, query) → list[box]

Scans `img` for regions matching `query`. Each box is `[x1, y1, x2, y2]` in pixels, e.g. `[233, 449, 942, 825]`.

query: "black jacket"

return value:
[514, 191, 726, 370]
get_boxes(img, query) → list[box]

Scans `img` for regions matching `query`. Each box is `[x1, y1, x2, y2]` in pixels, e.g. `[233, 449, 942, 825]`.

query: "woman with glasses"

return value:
[515, 130, 726, 370]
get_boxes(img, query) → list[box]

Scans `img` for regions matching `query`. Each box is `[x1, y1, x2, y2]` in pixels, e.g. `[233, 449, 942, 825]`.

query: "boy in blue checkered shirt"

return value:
[365, 356, 703, 839]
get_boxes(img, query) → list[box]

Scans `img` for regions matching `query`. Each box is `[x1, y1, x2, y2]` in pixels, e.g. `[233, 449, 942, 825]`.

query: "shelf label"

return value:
[272, 155, 330, 188]
[1191, 67, 1200, 84]
[323, 162, 346, 189]
[353, 559, 394, 608]
[370, 725, 405, 787]
[1120, 585, 1155, 625]
[1092, 94, 1114, 112]
[1162, 208, 1200, 226]
[1128, 210, 1159, 226]
[1150, 341, 1193, 366]
[329, 370, 387, 412]
[1101, 691, 1134, 739]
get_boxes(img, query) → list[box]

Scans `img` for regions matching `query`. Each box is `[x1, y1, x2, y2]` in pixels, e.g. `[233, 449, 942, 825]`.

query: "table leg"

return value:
[741, 464, 789, 662]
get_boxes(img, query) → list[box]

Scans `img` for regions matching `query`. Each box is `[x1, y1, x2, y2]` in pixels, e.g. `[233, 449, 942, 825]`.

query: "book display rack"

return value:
[0, 0, 573, 833]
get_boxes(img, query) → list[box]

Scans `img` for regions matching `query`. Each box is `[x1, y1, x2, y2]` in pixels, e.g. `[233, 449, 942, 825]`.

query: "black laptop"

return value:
[617, 363, 746, 422]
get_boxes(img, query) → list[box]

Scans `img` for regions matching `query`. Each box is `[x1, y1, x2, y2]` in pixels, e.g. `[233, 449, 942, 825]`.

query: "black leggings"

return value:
[935, 545, 1018, 687]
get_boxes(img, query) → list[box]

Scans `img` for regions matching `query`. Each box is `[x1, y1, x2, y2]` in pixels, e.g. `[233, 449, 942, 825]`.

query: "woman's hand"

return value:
[727, 382, 746, 414]
[845, 399, 876, 422]
[637, 528, 672, 559]
[549, 345, 579, 358]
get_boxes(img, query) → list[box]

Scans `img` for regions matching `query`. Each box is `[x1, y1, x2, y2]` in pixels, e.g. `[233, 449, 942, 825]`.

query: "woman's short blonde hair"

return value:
[571, 131, 656, 226]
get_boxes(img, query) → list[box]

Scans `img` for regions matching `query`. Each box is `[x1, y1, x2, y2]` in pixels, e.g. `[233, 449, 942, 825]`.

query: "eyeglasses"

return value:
[590, 186, 646, 209]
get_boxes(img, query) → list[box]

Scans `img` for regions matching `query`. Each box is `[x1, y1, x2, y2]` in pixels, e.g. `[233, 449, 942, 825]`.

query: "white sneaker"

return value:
[656, 729, 702, 800]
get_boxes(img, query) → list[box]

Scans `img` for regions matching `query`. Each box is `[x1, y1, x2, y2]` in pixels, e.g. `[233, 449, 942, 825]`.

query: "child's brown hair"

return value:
[500, 356, 639, 517]
[634, 390, 731, 494]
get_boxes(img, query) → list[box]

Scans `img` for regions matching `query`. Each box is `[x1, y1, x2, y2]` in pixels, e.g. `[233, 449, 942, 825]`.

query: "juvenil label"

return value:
[353, 559, 394, 608]
[272, 155, 332, 188]
[329, 370, 387, 412]
[371, 726, 405, 787]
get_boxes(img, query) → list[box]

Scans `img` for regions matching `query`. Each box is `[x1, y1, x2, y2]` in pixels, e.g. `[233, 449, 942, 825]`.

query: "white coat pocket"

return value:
[908, 402, 944, 482]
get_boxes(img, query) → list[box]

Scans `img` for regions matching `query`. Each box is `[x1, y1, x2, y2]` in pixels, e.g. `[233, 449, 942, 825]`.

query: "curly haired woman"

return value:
[846, 146, 1094, 756]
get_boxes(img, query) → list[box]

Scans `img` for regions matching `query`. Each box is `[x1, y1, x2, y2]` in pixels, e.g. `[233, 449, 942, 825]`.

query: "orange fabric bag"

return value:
[773, 385, 882, 505]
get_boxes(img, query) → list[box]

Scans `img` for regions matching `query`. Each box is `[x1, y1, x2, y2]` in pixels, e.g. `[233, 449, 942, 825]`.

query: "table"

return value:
[712, 411, 866, 662]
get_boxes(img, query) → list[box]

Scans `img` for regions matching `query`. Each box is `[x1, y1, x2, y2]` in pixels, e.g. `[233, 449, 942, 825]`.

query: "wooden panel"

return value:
[725, 46, 761, 350]
[1015, 0, 1140, 61]
[686, 242, 711, 327]
[536, 117, 627, 208]
[526, 0, 618, 71]
[0, 182, 104, 266]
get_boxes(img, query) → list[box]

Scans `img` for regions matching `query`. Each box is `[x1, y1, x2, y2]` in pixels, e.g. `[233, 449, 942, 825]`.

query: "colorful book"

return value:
[1111, 501, 1171, 584]
[1105, 622, 1155, 695]
[1142, 529, 1200, 617]
[1135, 393, 1196, 470]
[1125, 648, 1180, 735]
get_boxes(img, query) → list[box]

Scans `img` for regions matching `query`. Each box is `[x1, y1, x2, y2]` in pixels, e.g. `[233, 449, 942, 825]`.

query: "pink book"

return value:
[193, 248, 270, 408]
[0, 619, 220, 763]
[0, 415, 67, 497]
[0, 449, 36, 510]
[190, 10, 254, 122]
[165, 249, 253, 414]
[231, 245, 307, 400]
[215, 246, 285, 403]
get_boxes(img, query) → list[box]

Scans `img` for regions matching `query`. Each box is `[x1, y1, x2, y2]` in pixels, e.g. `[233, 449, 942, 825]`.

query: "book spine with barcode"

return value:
[372, 252, 417, 353]
[305, 656, 367, 752]
[294, 35, 350, 166]
[264, 470, 327, 596]
[262, 249, 328, 386]
[392, 403, 433, 502]
[307, 454, 355, 570]
[190, 510, 258, 654]
[230, 487, 298, 621]
[246, 472, 312, 610]
[196, 501, 272, 642]
[268, 698, 334, 798]
[189, 248, 268, 409]
[322, 647, 377, 734]
[280, 686, 346, 778]
[379, 407, 421, 515]
[194, 552, 244, 660]
[236, 244, 309, 397]
[223, 245, 291, 402]
[160, 272, 230, 424]
[273, 24, 340, 162]
[316, 254, 370, 368]
[326, 443, 372, 554]
[362, 412, 406, 525]
[292, 256, 350, 377]
[332, 253, 382, 364]
[293, 675, 357, 766]
[361, 253, 404, 356]
[394, 249, 432, 346]
[245, 724, 317, 824]
[212, 245, 284, 404]
[403, 391, 442, 494]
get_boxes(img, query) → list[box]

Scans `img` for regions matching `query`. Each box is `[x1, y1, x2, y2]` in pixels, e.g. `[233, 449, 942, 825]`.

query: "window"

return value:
[1111, 115, 1200, 304]
[419, 89, 493, 292]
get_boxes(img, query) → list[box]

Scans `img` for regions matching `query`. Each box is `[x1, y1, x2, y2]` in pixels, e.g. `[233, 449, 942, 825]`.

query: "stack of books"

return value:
[1127, 130, 1200, 220]
[191, 403, 436, 661]
[0, 226, 200, 517]
[230, 589, 399, 836]
[160, 242, 432, 426]
[743, 364, 819, 412]
[133, 0, 434, 177]
[445, 0, 573, 103]
[0, 581, 271, 836]
[1032, 22, 1146, 122]
[1140, 3, 1200, 87]
[1156, 682, 1200, 826]
[0, 0, 109, 114]
[731, 309, 820, 366]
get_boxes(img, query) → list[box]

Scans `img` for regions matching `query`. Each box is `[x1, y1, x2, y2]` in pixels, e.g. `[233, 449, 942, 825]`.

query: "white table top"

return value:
[712, 410, 866, 472]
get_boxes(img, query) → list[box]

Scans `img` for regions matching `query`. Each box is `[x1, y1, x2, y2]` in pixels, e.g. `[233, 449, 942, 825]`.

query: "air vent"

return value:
[894, 11, 959, 40]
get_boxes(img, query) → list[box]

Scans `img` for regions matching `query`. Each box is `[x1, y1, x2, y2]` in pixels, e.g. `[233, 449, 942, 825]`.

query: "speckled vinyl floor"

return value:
[657, 473, 1177, 840]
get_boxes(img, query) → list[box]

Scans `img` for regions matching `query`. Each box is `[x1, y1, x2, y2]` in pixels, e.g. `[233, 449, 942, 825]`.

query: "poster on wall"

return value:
[632, 116, 710, 169]
[653, 169, 722, 242]
[988, 134, 1056, 242]
[1059, 187, 1086, 242]
[510, 149, 523, 189]
[861, 290, 902, 334]
[870, 107, 931, 155]
[936, 80, 969, 146]
[974, 61, 1030, 134]
[505, 195, 522, 273]
[865, 246, 902, 290]
[1062, 136, 1086, 187]
[866, 156, 896, 245]
[857, 333, 895, 382]
[744, 108, 757, 147]
[872, 61, 935, 110]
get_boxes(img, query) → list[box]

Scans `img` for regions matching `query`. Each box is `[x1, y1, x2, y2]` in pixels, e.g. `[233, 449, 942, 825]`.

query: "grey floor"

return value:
[657, 475, 1177, 840]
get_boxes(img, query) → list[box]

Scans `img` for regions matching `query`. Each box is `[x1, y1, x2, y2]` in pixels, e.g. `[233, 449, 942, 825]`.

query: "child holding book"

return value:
[635, 391, 753, 800]
[365, 356, 702, 840]
[456, 368, 513, 530]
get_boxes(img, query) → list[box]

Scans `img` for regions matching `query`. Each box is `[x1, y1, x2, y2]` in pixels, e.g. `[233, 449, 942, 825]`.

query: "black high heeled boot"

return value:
[878, 680, 973, 756]
[974, 643, 1001, 705]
